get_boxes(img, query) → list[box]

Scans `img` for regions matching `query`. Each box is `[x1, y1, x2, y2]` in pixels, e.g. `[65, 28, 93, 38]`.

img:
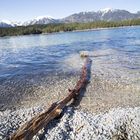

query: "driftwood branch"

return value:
[9, 57, 92, 140]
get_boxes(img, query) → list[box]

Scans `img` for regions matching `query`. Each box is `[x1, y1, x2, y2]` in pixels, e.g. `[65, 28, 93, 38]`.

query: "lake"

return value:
[0, 26, 140, 111]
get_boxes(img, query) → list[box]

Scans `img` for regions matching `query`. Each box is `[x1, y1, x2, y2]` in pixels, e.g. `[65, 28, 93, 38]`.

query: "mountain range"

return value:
[1, 8, 140, 27]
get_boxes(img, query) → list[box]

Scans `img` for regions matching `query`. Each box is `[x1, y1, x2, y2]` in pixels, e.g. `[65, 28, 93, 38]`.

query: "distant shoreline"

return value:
[1, 24, 140, 38]
[1, 18, 140, 37]
[43, 25, 140, 35]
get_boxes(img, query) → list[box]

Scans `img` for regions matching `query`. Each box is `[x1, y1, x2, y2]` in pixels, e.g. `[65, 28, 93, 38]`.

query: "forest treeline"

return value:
[0, 19, 140, 37]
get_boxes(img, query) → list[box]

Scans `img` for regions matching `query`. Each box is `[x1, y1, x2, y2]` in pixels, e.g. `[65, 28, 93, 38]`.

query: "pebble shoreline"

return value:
[0, 106, 140, 140]
[0, 49, 140, 139]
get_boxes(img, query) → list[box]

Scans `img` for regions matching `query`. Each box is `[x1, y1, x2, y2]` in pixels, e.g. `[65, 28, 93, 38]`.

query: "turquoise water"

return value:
[0, 26, 140, 109]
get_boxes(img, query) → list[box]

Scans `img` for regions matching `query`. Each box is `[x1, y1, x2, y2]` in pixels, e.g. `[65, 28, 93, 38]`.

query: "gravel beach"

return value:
[0, 26, 140, 140]
[0, 49, 140, 139]
[0, 106, 140, 140]
[0, 53, 139, 139]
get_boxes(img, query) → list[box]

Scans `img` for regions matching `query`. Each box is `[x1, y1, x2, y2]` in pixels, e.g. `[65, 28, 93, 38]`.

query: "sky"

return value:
[0, 0, 140, 22]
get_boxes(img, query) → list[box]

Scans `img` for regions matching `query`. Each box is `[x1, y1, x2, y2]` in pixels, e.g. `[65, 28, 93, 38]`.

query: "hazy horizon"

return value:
[0, 0, 140, 22]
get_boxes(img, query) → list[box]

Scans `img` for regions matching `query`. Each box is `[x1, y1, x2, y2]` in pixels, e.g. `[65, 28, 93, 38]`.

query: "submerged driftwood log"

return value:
[10, 57, 92, 140]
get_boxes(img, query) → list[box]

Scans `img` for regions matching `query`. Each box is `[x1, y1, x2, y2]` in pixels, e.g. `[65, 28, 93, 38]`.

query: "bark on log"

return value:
[9, 57, 92, 140]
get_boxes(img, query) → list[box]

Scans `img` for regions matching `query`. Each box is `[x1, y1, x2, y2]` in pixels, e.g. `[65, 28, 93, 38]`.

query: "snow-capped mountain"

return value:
[99, 8, 116, 13]
[23, 16, 59, 26]
[0, 9, 140, 28]
[0, 20, 22, 27]
[97, 8, 137, 21]
[62, 8, 140, 23]
[0, 16, 59, 27]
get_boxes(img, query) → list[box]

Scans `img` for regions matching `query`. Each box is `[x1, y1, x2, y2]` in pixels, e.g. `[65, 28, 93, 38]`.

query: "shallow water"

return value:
[0, 26, 140, 110]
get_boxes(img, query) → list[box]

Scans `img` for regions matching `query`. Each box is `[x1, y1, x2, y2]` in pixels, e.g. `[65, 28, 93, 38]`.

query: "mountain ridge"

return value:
[0, 8, 140, 27]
